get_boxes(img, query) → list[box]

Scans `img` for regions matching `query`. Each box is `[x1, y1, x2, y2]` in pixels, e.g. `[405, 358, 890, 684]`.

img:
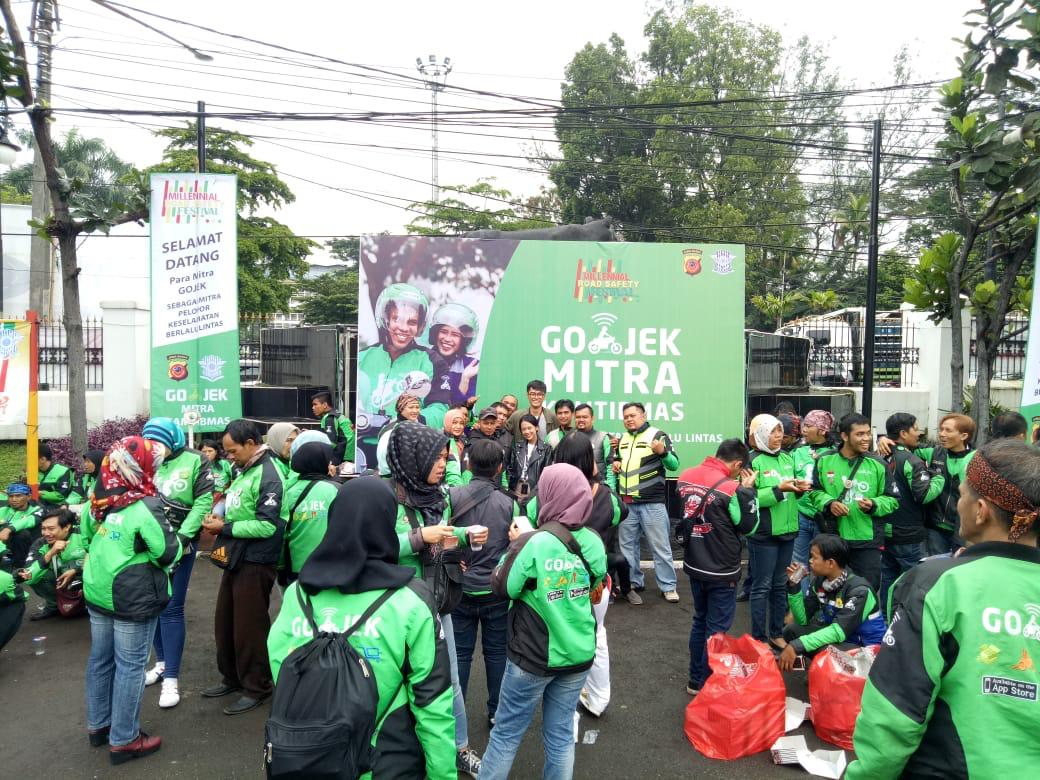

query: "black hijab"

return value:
[290, 441, 332, 481]
[84, 449, 104, 475]
[298, 476, 414, 595]
[387, 420, 448, 512]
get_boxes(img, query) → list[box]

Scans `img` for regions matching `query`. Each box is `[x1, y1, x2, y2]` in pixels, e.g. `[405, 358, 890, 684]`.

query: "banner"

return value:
[356, 236, 745, 469]
[0, 320, 31, 426]
[1021, 221, 1040, 445]
[149, 173, 241, 430]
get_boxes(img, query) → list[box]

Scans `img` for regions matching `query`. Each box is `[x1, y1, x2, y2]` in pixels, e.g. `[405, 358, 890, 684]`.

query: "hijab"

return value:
[537, 463, 593, 529]
[83, 449, 105, 475]
[91, 436, 163, 520]
[395, 393, 420, 420]
[751, 414, 783, 455]
[290, 430, 332, 459]
[387, 420, 448, 512]
[298, 476, 415, 595]
[290, 440, 333, 481]
[266, 423, 300, 461]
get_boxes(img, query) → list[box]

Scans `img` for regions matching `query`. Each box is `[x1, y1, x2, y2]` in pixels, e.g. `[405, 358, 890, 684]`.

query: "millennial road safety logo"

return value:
[573, 258, 640, 304]
[159, 177, 225, 225]
[199, 354, 225, 382]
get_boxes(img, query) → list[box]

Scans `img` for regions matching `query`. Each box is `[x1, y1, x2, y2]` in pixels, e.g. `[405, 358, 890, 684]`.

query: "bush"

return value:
[44, 415, 149, 469]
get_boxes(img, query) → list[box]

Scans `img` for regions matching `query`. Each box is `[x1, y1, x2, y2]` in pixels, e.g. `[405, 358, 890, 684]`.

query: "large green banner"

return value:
[149, 173, 242, 430]
[1021, 221, 1040, 444]
[356, 236, 744, 469]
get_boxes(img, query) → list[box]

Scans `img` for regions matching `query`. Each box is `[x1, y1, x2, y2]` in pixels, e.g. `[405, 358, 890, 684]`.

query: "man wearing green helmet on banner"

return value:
[357, 283, 434, 468]
[422, 302, 481, 432]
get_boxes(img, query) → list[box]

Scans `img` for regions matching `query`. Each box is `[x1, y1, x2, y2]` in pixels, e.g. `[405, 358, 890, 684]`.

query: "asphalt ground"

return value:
[0, 555, 839, 779]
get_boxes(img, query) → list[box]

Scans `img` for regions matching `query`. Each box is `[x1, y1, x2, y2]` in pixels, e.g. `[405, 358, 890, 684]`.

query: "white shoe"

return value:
[663, 590, 680, 603]
[145, 662, 165, 686]
[159, 677, 180, 708]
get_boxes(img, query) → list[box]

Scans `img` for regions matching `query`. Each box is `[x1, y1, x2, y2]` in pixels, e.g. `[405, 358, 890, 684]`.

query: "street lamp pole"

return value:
[415, 55, 452, 204]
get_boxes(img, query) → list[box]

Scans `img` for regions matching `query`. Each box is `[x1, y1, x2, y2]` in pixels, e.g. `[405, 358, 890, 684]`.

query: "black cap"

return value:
[478, 407, 499, 420]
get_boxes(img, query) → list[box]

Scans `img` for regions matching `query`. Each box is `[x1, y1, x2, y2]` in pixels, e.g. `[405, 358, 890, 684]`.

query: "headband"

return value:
[7, 483, 31, 496]
[966, 453, 1039, 541]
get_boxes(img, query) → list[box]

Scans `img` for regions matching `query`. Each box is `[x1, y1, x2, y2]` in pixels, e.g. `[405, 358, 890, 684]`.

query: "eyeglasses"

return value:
[527, 390, 545, 398]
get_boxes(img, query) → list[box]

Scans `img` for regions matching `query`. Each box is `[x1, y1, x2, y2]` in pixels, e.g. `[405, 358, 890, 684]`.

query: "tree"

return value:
[904, 0, 1039, 438]
[149, 124, 315, 314]
[404, 178, 554, 235]
[1, 5, 148, 455]
[296, 268, 359, 325]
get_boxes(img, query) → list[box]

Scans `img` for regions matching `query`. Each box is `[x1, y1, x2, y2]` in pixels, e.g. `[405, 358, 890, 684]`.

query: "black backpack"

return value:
[263, 584, 399, 779]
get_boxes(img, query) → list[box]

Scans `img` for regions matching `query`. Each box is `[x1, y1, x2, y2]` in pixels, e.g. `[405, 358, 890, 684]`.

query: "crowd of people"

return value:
[0, 386, 1037, 778]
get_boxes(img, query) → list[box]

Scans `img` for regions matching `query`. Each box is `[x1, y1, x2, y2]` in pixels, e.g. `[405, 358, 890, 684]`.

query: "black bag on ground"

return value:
[263, 585, 397, 780]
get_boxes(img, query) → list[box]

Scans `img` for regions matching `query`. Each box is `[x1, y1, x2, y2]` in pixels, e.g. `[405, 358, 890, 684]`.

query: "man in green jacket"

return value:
[808, 413, 897, 591]
[201, 419, 286, 716]
[38, 443, 73, 509]
[543, 399, 575, 449]
[18, 507, 87, 620]
[573, 403, 617, 491]
[0, 483, 42, 572]
[311, 391, 356, 472]
[848, 439, 1040, 779]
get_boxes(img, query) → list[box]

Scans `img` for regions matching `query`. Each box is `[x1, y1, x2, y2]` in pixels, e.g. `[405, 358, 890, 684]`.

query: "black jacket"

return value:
[447, 477, 516, 595]
[504, 440, 552, 496]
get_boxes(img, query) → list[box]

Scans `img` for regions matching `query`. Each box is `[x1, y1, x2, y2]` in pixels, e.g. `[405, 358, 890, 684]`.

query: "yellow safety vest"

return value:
[617, 426, 665, 499]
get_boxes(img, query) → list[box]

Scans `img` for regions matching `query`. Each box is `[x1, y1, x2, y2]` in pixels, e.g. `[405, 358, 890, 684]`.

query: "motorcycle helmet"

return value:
[375, 283, 429, 334]
[424, 302, 480, 351]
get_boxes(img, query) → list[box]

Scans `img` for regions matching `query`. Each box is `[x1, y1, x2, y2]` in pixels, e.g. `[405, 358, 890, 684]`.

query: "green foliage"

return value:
[405, 178, 554, 235]
[296, 267, 359, 325]
[905, 233, 965, 322]
[149, 123, 315, 314]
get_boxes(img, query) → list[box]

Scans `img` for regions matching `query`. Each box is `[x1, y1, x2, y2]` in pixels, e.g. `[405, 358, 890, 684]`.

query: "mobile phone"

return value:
[512, 515, 534, 535]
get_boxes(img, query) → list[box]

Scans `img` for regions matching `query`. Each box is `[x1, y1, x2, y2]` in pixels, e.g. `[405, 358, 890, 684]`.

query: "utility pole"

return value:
[415, 55, 452, 203]
[862, 119, 882, 420]
[197, 100, 206, 173]
[28, 0, 56, 319]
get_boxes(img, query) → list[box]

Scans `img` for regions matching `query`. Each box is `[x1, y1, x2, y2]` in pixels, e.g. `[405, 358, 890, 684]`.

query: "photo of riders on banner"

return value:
[354, 234, 746, 469]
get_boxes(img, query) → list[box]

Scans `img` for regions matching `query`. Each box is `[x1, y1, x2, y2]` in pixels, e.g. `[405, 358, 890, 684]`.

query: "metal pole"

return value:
[197, 100, 206, 173]
[862, 119, 882, 419]
[431, 87, 438, 203]
[416, 56, 451, 204]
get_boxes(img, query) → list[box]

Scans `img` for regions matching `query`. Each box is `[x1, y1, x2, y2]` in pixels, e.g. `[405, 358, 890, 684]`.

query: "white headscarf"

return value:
[751, 414, 783, 455]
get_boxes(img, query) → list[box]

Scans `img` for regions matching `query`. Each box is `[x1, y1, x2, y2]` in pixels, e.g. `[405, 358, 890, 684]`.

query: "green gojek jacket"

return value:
[210, 459, 234, 494]
[491, 526, 607, 676]
[914, 446, 975, 533]
[0, 503, 42, 535]
[268, 581, 455, 780]
[219, 450, 288, 566]
[883, 445, 945, 543]
[0, 568, 27, 604]
[84, 497, 182, 620]
[808, 450, 898, 545]
[791, 441, 829, 517]
[357, 345, 434, 431]
[39, 463, 73, 506]
[320, 412, 356, 466]
[847, 542, 1040, 780]
[394, 500, 471, 579]
[154, 448, 214, 543]
[749, 450, 801, 538]
[25, 530, 88, 585]
[279, 479, 340, 576]
[67, 473, 97, 506]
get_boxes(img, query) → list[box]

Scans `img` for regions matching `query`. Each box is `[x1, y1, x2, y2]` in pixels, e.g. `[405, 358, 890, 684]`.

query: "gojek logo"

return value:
[587, 313, 623, 355]
[982, 603, 1040, 640]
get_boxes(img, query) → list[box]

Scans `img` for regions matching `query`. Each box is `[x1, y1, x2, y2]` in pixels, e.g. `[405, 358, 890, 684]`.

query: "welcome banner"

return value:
[1021, 224, 1040, 444]
[356, 236, 745, 468]
[149, 173, 241, 430]
[0, 320, 31, 427]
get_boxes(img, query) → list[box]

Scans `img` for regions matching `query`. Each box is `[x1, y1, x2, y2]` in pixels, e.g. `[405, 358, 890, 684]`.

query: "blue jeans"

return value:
[792, 514, 817, 596]
[153, 543, 195, 678]
[688, 578, 737, 687]
[618, 502, 676, 593]
[479, 660, 589, 780]
[452, 593, 509, 720]
[880, 541, 923, 619]
[926, 528, 961, 557]
[86, 608, 159, 746]
[440, 613, 469, 750]
[748, 536, 794, 641]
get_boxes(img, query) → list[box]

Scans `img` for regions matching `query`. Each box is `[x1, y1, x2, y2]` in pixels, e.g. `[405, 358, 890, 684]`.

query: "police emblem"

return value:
[167, 353, 190, 382]
[682, 247, 702, 276]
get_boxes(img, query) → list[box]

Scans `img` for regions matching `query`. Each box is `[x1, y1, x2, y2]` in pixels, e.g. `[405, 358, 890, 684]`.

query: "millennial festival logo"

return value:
[159, 178, 224, 225]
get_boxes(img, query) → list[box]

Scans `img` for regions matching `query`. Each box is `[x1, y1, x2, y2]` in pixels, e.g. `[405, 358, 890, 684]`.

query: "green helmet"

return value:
[424, 302, 480, 348]
[375, 283, 429, 332]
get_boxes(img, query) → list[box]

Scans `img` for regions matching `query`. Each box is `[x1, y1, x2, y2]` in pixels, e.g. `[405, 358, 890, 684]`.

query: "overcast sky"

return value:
[5, 0, 978, 262]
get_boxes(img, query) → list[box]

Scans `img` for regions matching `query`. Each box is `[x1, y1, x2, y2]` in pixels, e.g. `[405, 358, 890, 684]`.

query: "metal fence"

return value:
[778, 312, 921, 388]
[38, 318, 104, 391]
[969, 314, 1029, 381]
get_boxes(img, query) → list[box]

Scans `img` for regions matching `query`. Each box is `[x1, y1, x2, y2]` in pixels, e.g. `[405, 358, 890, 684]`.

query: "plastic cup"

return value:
[33, 636, 46, 656]
[468, 525, 487, 551]
[442, 531, 459, 550]
[789, 563, 809, 585]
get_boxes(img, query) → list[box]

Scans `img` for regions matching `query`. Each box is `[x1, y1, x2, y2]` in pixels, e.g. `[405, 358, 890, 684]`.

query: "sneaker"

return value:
[159, 678, 180, 708]
[686, 680, 701, 696]
[30, 605, 59, 621]
[625, 590, 643, 605]
[456, 748, 482, 778]
[145, 663, 165, 687]
[735, 592, 750, 603]
[663, 590, 680, 603]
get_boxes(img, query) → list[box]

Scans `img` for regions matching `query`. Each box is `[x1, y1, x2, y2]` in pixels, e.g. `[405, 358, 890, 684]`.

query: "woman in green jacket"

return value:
[84, 437, 181, 766]
[267, 476, 455, 779]
[748, 414, 808, 648]
[278, 431, 339, 584]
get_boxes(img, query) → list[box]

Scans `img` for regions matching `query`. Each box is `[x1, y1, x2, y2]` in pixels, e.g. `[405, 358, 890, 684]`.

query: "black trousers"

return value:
[214, 562, 276, 698]
[846, 547, 881, 592]
[0, 600, 25, 651]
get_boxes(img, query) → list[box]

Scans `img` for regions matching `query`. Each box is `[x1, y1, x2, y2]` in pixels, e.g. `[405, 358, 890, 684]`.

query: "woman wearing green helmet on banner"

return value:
[422, 302, 481, 432]
[357, 283, 434, 468]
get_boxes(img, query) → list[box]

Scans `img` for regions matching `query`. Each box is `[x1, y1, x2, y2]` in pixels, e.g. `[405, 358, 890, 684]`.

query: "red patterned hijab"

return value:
[90, 436, 164, 521]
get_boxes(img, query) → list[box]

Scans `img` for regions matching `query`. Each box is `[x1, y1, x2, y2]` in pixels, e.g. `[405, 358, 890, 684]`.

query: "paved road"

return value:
[0, 559, 836, 779]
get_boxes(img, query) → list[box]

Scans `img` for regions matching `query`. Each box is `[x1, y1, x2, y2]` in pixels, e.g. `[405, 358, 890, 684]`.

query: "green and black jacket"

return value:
[279, 478, 340, 577]
[883, 445, 944, 544]
[39, 463, 73, 507]
[25, 530, 88, 585]
[791, 441, 829, 517]
[68, 473, 97, 506]
[210, 458, 234, 494]
[218, 450, 287, 566]
[847, 542, 1040, 779]
[786, 571, 886, 653]
[749, 449, 800, 539]
[267, 580, 455, 780]
[154, 448, 214, 544]
[807, 450, 897, 546]
[0, 568, 27, 604]
[914, 446, 975, 533]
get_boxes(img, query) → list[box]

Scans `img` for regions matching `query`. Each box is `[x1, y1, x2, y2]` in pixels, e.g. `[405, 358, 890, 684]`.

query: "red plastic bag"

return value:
[684, 633, 787, 760]
[808, 645, 878, 749]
